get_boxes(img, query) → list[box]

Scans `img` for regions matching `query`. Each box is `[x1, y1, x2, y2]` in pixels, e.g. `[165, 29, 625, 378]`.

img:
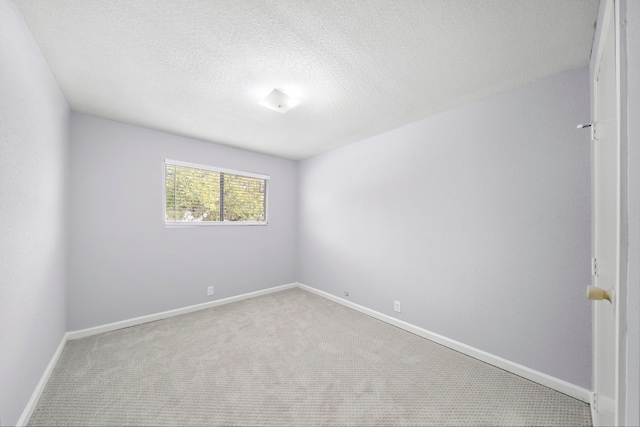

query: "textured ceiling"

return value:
[14, 0, 599, 160]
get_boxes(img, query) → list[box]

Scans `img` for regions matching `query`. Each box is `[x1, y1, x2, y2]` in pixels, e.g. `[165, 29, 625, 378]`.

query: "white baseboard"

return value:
[20, 283, 298, 425]
[23, 281, 590, 427]
[17, 334, 68, 426]
[296, 283, 592, 403]
[67, 283, 298, 340]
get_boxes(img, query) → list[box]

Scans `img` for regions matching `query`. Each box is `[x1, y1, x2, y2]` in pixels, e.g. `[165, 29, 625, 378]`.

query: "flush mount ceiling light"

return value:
[257, 89, 301, 113]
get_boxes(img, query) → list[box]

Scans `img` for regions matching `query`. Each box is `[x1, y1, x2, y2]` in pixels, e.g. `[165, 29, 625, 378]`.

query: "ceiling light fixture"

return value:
[258, 89, 301, 113]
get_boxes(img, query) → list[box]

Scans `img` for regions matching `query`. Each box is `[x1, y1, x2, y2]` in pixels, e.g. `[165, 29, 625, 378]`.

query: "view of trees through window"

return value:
[165, 163, 267, 223]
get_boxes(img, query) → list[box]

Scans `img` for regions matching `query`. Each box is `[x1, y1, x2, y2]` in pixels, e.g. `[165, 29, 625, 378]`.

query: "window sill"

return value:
[165, 221, 268, 228]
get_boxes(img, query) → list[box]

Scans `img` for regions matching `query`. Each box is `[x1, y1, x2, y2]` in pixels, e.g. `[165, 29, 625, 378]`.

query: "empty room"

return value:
[1, 0, 638, 426]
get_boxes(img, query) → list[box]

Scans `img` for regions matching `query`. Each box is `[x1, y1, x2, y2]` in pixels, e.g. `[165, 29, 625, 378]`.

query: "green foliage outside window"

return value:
[165, 164, 267, 223]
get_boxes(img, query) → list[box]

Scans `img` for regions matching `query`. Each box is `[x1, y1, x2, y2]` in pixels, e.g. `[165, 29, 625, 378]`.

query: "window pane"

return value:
[165, 161, 268, 224]
[166, 164, 221, 222]
[165, 164, 177, 221]
[223, 173, 266, 222]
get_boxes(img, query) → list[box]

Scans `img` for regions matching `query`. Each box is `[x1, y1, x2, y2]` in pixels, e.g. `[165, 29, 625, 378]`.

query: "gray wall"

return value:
[67, 113, 297, 331]
[298, 67, 592, 388]
[0, 1, 69, 425]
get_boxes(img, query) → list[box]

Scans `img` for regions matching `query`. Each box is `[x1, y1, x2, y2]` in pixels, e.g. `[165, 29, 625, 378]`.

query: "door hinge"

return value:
[592, 257, 598, 276]
[577, 122, 597, 141]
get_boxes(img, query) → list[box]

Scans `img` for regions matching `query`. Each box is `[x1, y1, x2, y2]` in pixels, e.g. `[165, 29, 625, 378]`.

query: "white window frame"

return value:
[163, 159, 270, 227]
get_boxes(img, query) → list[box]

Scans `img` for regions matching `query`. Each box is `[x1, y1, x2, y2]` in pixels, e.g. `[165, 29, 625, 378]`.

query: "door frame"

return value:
[589, 0, 626, 425]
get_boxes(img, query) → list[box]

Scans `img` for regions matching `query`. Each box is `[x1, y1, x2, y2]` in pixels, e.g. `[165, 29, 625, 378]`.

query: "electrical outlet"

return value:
[394, 300, 401, 313]
[207, 286, 214, 296]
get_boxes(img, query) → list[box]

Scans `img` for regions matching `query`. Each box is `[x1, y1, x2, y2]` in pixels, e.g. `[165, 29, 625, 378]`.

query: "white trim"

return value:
[296, 283, 592, 403]
[165, 221, 268, 227]
[613, 3, 626, 425]
[590, 0, 613, 79]
[67, 283, 297, 340]
[163, 158, 270, 226]
[17, 334, 68, 426]
[590, 392, 597, 426]
[164, 158, 270, 181]
[67, 281, 591, 401]
[22, 282, 593, 425]
[590, 1, 626, 425]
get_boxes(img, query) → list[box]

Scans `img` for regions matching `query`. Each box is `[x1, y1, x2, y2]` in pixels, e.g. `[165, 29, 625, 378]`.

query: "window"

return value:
[164, 160, 268, 225]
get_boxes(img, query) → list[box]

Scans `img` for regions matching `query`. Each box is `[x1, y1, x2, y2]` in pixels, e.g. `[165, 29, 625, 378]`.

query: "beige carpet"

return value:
[28, 288, 591, 426]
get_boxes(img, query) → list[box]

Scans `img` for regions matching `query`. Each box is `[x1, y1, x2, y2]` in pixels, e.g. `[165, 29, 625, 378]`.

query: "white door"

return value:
[591, 0, 622, 425]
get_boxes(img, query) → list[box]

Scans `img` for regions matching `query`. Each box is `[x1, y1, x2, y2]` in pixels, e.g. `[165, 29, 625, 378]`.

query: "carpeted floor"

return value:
[28, 288, 591, 426]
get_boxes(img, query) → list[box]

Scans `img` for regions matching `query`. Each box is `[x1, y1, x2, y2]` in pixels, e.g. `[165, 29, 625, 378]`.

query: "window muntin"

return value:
[164, 160, 268, 225]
